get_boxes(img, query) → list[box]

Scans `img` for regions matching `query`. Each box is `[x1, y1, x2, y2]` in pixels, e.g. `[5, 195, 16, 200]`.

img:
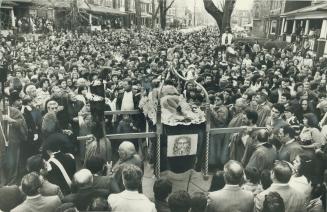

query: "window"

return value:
[270, 20, 277, 34]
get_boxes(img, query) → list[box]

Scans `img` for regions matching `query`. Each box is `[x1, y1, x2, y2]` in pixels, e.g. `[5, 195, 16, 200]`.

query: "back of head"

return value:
[190, 192, 207, 212]
[119, 141, 136, 160]
[168, 190, 191, 212]
[27, 154, 44, 173]
[73, 169, 93, 188]
[272, 103, 285, 115]
[262, 192, 285, 212]
[21, 172, 42, 196]
[122, 164, 143, 191]
[209, 171, 225, 192]
[223, 160, 244, 185]
[55, 203, 78, 212]
[273, 161, 292, 183]
[85, 156, 106, 174]
[88, 197, 111, 211]
[282, 125, 296, 139]
[245, 166, 260, 184]
[153, 178, 173, 201]
[246, 109, 258, 125]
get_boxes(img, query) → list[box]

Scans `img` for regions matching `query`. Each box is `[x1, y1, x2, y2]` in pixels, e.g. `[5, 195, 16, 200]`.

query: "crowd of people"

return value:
[0, 25, 327, 212]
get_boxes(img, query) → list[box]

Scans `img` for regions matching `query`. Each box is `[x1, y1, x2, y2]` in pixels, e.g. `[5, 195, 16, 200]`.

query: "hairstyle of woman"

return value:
[303, 113, 319, 128]
[209, 171, 225, 192]
[262, 192, 285, 212]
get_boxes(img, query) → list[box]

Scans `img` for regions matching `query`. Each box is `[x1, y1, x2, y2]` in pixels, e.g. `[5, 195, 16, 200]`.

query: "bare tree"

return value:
[159, 0, 175, 30]
[135, 0, 142, 30]
[151, 0, 160, 28]
[203, 0, 236, 32]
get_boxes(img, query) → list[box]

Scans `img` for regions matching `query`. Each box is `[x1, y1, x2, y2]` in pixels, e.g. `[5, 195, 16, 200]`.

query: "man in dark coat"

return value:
[245, 129, 277, 173]
[278, 125, 303, 162]
[43, 134, 76, 195]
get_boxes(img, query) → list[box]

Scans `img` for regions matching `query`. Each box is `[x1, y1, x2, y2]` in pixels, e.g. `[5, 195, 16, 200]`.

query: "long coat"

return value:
[4, 107, 28, 185]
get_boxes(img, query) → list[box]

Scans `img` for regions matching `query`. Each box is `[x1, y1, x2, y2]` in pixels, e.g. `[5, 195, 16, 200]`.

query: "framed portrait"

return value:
[167, 134, 198, 157]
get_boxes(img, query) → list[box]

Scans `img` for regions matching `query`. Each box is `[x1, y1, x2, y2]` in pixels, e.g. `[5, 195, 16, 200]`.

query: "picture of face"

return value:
[173, 136, 191, 156]
[167, 134, 198, 157]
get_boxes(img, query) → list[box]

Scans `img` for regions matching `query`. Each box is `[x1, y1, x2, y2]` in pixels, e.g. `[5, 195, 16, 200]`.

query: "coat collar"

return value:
[223, 184, 241, 191]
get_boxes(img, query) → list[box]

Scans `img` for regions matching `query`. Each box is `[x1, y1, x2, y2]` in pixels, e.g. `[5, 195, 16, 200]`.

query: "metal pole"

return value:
[155, 71, 171, 178]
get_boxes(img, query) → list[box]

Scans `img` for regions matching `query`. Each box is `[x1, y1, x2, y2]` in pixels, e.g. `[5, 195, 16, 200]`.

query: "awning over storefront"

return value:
[282, 2, 327, 20]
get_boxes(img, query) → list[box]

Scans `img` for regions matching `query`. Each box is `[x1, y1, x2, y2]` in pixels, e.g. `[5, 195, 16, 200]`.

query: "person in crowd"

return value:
[300, 113, 326, 150]
[113, 141, 143, 171]
[26, 154, 64, 200]
[207, 160, 254, 212]
[278, 125, 303, 162]
[255, 160, 306, 212]
[266, 103, 288, 133]
[306, 184, 325, 212]
[3, 91, 28, 185]
[190, 192, 207, 212]
[229, 109, 259, 162]
[245, 129, 277, 173]
[153, 178, 172, 212]
[85, 156, 120, 193]
[242, 166, 263, 196]
[42, 134, 76, 195]
[254, 91, 272, 127]
[11, 172, 61, 212]
[209, 170, 225, 192]
[289, 153, 314, 200]
[107, 164, 156, 212]
[0, 184, 24, 212]
[168, 190, 191, 212]
[262, 192, 285, 212]
[62, 169, 108, 211]
[260, 169, 273, 190]
[87, 197, 112, 211]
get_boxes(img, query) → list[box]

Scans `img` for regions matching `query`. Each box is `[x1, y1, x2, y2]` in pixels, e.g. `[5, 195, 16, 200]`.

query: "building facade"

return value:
[252, 0, 312, 38]
[281, 0, 327, 57]
[231, 9, 252, 28]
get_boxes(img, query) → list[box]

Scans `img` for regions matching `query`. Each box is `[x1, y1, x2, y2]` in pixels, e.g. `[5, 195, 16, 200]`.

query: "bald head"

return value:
[223, 160, 244, 185]
[119, 141, 136, 161]
[257, 129, 269, 143]
[73, 169, 93, 188]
